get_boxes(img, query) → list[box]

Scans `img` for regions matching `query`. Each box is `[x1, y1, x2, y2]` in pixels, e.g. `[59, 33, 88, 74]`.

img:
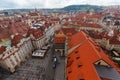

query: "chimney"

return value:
[11, 35, 14, 39]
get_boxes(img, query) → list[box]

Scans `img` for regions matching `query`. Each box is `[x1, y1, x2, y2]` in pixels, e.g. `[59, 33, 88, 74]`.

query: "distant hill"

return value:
[1, 8, 59, 13]
[61, 5, 103, 11]
[1, 5, 116, 13]
[2, 9, 36, 12]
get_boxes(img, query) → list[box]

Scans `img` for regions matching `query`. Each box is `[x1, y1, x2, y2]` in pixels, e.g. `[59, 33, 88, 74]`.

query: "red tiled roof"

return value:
[0, 28, 10, 39]
[81, 23, 101, 28]
[86, 14, 106, 19]
[54, 31, 66, 44]
[0, 46, 6, 54]
[109, 36, 120, 45]
[33, 29, 43, 39]
[68, 31, 88, 49]
[0, 20, 29, 39]
[28, 28, 44, 39]
[54, 37, 66, 43]
[77, 13, 106, 19]
[66, 31, 120, 80]
[87, 30, 120, 45]
[87, 30, 105, 39]
[51, 17, 60, 21]
[114, 14, 120, 18]
[11, 34, 24, 46]
[61, 28, 76, 35]
[62, 18, 70, 21]
[0, 39, 2, 42]
[10, 24, 18, 34]
[114, 30, 120, 36]
[62, 22, 70, 26]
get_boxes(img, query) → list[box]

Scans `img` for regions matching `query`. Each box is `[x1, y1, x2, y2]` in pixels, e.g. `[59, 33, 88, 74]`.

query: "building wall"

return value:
[55, 49, 65, 56]
[0, 37, 33, 73]
[95, 39, 102, 44]
[45, 26, 54, 43]
[0, 28, 54, 73]
[94, 38, 120, 52]
[32, 35, 46, 49]
[0, 47, 18, 72]
[54, 43, 65, 56]
[109, 44, 120, 52]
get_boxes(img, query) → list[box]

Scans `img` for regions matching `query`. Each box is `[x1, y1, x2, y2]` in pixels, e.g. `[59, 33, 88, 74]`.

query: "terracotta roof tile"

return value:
[81, 23, 101, 28]
[0, 46, 6, 54]
[28, 28, 44, 39]
[11, 34, 24, 46]
[0, 20, 29, 39]
[54, 31, 66, 43]
[61, 28, 76, 35]
[67, 31, 120, 80]
[68, 31, 87, 49]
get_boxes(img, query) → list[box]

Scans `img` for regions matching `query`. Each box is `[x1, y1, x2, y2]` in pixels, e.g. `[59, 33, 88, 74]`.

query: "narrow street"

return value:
[0, 43, 65, 80]
[0, 43, 55, 80]
[54, 54, 65, 80]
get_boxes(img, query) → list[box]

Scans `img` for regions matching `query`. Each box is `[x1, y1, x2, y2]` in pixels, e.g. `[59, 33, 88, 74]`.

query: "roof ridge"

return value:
[67, 38, 88, 55]
[88, 38, 102, 59]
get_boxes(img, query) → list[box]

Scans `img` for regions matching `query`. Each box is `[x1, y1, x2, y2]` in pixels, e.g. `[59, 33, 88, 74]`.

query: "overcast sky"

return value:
[0, 0, 120, 9]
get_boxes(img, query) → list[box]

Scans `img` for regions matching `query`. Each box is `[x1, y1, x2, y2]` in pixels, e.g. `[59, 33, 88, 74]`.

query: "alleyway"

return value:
[0, 44, 66, 80]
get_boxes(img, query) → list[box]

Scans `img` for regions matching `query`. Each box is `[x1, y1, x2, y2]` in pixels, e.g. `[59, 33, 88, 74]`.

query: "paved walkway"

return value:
[0, 45, 54, 80]
[0, 44, 66, 80]
[54, 53, 65, 80]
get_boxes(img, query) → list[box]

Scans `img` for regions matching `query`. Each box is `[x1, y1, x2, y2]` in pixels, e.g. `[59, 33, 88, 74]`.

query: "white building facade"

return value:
[0, 36, 33, 73]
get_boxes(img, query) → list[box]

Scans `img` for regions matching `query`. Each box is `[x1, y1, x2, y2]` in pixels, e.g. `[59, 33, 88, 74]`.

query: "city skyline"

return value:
[0, 0, 120, 10]
[0, 0, 120, 80]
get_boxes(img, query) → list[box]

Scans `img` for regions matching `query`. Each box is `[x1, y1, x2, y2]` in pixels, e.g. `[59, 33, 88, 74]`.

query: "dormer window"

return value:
[76, 56, 80, 60]
[10, 50, 12, 53]
[97, 62, 101, 65]
[75, 51, 78, 53]
[78, 64, 82, 68]
[68, 71, 72, 74]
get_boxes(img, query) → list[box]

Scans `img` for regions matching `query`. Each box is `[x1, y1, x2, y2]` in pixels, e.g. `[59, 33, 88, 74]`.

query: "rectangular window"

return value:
[10, 58, 15, 66]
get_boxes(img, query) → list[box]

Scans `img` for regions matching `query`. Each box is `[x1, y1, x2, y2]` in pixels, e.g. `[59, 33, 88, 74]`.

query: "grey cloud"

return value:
[0, 0, 119, 9]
